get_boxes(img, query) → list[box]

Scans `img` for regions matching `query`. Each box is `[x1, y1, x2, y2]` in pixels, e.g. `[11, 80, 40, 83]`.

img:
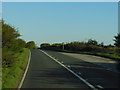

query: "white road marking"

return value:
[61, 52, 119, 73]
[61, 62, 64, 63]
[40, 50, 97, 90]
[96, 85, 104, 89]
[78, 72, 82, 75]
[67, 65, 70, 68]
[18, 50, 31, 89]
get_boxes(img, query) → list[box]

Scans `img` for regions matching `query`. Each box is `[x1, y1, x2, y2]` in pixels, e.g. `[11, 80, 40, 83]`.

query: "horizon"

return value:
[2, 2, 118, 46]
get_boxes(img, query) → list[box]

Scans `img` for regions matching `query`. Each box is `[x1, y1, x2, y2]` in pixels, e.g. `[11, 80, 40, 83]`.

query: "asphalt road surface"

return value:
[22, 49, 120, 89]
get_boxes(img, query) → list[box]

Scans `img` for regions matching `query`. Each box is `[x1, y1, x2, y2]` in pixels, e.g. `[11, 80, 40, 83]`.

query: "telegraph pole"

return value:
[62, 42, 64, 50]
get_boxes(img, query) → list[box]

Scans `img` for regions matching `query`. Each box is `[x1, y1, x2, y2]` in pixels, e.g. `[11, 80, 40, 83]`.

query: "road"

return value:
[21, 49, 120, 89]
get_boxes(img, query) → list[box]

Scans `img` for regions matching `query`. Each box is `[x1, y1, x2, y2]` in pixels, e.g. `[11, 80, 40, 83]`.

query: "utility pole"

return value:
[62, 42, 64, 51]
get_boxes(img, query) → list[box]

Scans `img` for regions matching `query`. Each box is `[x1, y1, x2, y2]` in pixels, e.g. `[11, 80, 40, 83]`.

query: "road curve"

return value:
[21, 49, 91, 89]
[21, 49, 120, 89]
[43, 50, 120, 89]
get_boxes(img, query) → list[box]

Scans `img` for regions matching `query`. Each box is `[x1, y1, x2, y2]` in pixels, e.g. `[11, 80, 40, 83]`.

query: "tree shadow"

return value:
[66, 60, 120, 88]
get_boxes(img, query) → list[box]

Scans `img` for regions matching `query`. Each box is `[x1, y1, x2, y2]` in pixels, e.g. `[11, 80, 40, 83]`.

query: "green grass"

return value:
[95, 52, 120, 60]
[2, 48, 29, 88]
[0, 48, 2, 89]
[63, 50, 120, 61]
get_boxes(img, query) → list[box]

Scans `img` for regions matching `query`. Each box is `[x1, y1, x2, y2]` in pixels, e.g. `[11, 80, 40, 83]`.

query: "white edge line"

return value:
[18, 50, 31, 89]
[78, 72, 82, 75]
[96, 85, 104, 89]
[40, 50, 97, 90]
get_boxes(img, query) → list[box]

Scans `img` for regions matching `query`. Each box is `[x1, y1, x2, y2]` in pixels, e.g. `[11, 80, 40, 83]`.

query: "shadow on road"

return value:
[65, 60, 120, 88]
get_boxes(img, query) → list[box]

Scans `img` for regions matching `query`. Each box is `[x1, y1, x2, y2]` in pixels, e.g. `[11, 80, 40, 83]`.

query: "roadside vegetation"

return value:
[40, 34, 120, 61]
[1, 18, 120, 88]
[2, 48, 29, 88]
[2, 20, 36, 88]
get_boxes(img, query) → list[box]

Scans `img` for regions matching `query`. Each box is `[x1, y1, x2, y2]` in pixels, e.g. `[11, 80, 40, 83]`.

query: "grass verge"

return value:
[62, 50, 120, 61]
[2, 48, 29, 88]
[0, 48, 2, 89]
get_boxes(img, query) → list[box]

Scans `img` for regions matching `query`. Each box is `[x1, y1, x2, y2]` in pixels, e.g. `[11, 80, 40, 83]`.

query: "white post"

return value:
[62, 42, 64, 50]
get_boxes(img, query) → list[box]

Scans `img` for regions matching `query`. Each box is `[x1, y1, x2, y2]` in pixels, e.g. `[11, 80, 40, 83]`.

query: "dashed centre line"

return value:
[78, 72, 82, 75]
[96, 85, 104, 89]
[40, 50, 98, 90]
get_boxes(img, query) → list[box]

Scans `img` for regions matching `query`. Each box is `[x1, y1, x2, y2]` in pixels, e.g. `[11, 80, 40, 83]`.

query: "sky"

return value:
[2, 2, 118, 46]
[0, 2, 2, 19]
[1, 0, 119, 2]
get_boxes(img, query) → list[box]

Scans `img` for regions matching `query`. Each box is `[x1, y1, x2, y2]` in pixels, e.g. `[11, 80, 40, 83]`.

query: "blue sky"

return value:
[2, 0, 119, 2]
[2, 2, 118, 46]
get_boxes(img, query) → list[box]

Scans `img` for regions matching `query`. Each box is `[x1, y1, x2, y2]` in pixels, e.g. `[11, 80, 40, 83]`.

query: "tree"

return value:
[40, 43, 51, 50]
[114, 33, 120, 47]
[99, 42, 104, 47]
[26, 41, 36, 49]
[2, 21, 21, 67]
[0, 20, 2, 48]
[11, 39, 26, 52]
[2, 22, 20, 48]
[40, 43, 50, 48]
[87, 39, 98, 45]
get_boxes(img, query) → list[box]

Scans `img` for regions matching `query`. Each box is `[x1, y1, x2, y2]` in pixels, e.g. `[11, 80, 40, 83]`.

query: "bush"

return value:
[25, 41, 36, 49]
[114, 33, 120, 47]
[115, 48, 120, 54]
[2, 49, 17, 68]
[2, 21, 23, 67]
[87, 39, 98, 45]
[40, 43, 51, 49]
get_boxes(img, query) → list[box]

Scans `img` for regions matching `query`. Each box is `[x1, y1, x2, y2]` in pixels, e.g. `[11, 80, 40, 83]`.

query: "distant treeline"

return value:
[2, 20, 36, 68]
[40, 34, 120, 54]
